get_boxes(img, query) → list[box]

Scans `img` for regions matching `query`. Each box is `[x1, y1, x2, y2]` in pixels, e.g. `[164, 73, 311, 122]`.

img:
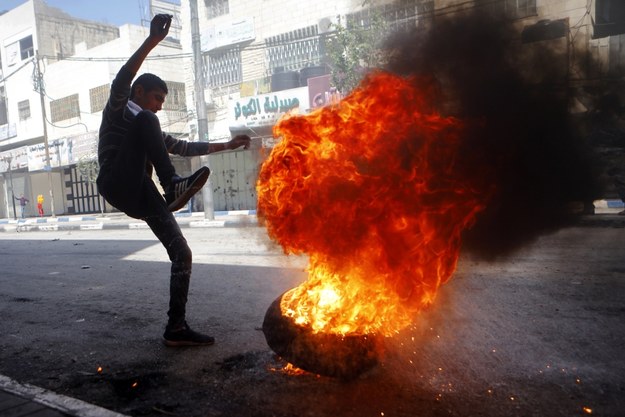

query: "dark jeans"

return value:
[97, 110, 191, 330]
[97, 111, 175, 218]
[144, 210, 192, 330]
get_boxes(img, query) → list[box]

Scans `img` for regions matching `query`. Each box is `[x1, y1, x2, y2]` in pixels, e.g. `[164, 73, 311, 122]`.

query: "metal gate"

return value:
[64, 165, 102, 214]
[208, 147, 263, 211]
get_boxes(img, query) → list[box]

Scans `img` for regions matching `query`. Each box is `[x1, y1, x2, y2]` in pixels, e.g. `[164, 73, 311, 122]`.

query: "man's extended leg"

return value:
[130, 110, 210, 212]
[98, 110, 209, 216]
[143, 196, 214, 346]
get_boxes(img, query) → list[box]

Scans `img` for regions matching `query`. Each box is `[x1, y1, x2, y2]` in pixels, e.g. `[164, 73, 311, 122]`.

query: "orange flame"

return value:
[257, 71, 490, 337]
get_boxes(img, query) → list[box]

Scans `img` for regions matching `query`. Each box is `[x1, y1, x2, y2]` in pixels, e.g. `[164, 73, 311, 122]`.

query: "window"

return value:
[50, 94, 80, 123]
[266, 26, 321, 74]
[594, 0, 625, 38]
[5, 35, 34, 66]
[477, 0, 536, 19]
[20, 35, 34, 60]
[89, 84, 110, 113]
[18, 100, 30, 120]
[345, 1, 434, 33]
[163, 81, 186, 111]
[205, 0, 228, 19]
[504, 0, 536, 19]
[205, 47, 241, 87]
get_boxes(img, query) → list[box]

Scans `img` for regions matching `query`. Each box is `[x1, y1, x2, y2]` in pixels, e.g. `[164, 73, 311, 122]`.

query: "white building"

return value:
[178, 0, 625, 211]
[179, 0, 625, 138]
[1, 0, 624, 217]
[0, 0, 186, 218]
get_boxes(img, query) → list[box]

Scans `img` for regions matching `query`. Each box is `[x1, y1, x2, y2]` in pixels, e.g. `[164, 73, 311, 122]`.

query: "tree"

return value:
[76, 156, 98, 184]
[324, 3, 390, 94]
[76, 155, 105, 214]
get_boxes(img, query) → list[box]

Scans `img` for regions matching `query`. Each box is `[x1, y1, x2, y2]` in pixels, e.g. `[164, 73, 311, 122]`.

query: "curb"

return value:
[0, 211, 258, 233]
[0, 374, 128, 417]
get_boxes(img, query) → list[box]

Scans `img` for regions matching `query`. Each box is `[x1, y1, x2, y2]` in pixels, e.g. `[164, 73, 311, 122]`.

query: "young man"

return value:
[97, 14, 250, 346]
[15, 194, 29, 219]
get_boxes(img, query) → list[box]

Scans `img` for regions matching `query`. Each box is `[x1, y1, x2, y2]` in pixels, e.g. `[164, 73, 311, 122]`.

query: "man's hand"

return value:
[227, 135, 251, 150]
[123, 14, 172, 76]
[149, 14, 172, 44]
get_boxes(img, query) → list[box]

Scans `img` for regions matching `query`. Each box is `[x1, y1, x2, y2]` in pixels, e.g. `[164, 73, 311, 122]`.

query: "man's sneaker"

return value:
[163, 322, 215, 347]
[164, 167, 210, 212]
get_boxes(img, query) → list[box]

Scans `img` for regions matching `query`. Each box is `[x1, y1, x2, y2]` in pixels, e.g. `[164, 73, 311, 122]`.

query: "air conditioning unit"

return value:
[318, 16, 338, 34]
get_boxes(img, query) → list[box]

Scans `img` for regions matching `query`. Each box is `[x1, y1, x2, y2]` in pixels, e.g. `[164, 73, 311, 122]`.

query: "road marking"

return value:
[0, 374, 128, 417]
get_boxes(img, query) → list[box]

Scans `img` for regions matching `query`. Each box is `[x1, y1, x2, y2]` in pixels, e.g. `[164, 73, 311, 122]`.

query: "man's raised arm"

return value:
[125, 14, 172, 74]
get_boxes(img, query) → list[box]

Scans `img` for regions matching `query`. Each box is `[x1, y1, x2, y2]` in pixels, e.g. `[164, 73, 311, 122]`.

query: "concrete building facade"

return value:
[1, 0, 624, 217]
[176, 0, 625, 211]
[0, 0, 186, 218]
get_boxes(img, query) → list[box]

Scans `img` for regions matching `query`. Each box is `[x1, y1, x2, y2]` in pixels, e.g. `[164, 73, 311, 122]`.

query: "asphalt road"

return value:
[0, 224, 623, 417]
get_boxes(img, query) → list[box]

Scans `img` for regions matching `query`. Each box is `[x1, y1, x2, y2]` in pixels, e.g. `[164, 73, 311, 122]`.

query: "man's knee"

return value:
[169, 235, 192, 265]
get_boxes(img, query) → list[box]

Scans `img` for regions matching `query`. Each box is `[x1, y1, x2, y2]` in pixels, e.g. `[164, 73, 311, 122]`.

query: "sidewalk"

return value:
[0, 374, 127, 417]
[1, 200, 624, 233]
[0, 210, 258, 233]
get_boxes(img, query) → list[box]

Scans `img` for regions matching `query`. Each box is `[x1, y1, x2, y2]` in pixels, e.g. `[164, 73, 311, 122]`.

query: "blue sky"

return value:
[1, 0, 180, 26]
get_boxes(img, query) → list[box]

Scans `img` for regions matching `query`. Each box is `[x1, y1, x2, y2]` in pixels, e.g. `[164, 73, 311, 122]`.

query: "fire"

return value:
[280, 363, 310, 376]
[257, 71, 490, 337]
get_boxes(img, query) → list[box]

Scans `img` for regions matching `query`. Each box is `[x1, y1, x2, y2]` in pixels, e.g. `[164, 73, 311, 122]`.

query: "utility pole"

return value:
[35, 51, 56, 217]
[189, 0, 215, 220]
[6, 155, 17, 220]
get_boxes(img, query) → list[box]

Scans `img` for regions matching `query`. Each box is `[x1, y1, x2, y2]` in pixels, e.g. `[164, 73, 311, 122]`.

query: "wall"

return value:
[33, 0, 119, 62]
[42, 24, 187, 142]
[179, 0, 368, 141]
[208, 146, 263, 210]
[0, 1, 189, 216]
[0, 0, 42, 147]
[30, 170, 64, 217]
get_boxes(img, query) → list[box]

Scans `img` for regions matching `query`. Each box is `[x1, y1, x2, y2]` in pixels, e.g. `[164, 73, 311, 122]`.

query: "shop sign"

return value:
[202, 18, 255, 51]
[230, 87, 310, 129]
[0, 147, 28, 173]
[0, 123, 17, 141]
[27, 138, 74, 171]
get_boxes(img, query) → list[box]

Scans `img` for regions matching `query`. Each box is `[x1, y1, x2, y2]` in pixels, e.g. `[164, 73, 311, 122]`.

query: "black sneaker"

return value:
[164, 167, 210, 212]
[163, 322, 215, 347]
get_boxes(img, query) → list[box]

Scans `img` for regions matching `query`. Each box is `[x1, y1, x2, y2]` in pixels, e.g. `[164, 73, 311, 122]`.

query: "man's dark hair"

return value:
[130, 73, 168, 99]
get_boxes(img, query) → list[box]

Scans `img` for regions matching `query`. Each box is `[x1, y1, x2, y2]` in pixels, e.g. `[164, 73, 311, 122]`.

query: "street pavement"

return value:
[1, 201, 624, 417]
[0, 374, 126, 417]
[0, 209, 259, 417]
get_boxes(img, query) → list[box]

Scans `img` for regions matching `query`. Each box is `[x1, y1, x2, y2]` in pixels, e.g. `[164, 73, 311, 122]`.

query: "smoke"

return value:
[383, 11, 604, 259]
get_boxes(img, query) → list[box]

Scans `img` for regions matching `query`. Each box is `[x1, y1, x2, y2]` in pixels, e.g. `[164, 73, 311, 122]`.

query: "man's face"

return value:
[133, 85, 167, 113]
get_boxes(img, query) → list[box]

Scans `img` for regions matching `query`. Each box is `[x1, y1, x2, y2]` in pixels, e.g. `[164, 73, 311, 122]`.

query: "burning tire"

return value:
[262, 291, 382, 380]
